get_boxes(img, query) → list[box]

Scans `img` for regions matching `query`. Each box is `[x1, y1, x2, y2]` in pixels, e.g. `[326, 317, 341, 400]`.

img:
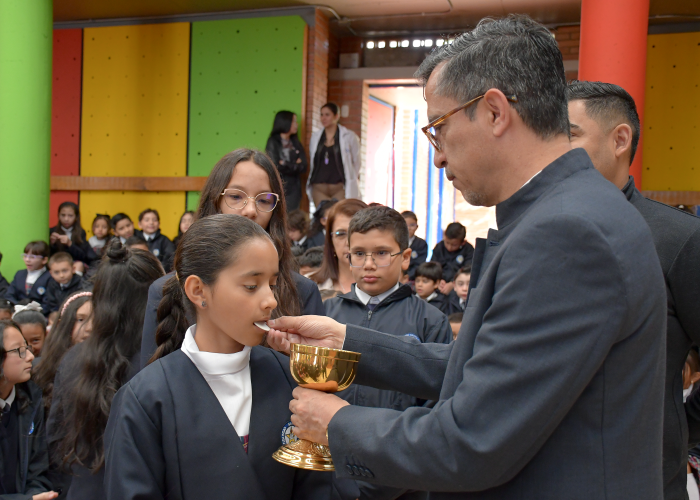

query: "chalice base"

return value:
[272, 438, 335, 471]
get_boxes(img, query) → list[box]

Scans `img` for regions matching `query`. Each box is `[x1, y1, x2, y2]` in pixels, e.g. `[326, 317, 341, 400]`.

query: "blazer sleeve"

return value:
[5, 273, 23, 303]
[139, 278, 166, 369]
[104, 384, 166, 500]
[43, 283, 58, 314]
[293, 273, 325, 316]
[22, 401, 54, 497]
[329, 215, 634, 492]
[349, 132, 361, 180]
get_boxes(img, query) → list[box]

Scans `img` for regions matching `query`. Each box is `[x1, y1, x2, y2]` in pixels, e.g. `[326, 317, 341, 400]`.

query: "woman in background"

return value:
[266, 111, 308, 211]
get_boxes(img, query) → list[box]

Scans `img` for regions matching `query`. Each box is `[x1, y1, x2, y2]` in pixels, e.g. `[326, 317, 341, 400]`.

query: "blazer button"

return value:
[360, 467, 369, 477]
[365, 468, 375, 478]
[346, 464, 354, 475]
[352, 465, 362, 476]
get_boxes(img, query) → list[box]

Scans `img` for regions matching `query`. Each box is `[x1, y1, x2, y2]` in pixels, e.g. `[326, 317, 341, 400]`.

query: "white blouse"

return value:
[180, 325, 252, 439]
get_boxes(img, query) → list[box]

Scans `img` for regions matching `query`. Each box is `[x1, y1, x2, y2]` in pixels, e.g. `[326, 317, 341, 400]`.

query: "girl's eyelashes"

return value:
[244, 285, 258, 291]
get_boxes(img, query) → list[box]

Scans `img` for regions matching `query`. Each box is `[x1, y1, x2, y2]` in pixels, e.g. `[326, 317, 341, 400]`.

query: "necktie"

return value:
[461, 300, 466, 311]
[1, 402, 10, 425]
[367, 297, 380, 311]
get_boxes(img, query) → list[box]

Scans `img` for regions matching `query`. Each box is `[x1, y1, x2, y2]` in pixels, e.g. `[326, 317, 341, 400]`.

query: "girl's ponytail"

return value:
[150, 275, 189, 363]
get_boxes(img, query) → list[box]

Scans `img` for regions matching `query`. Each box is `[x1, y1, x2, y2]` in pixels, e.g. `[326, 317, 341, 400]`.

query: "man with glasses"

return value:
[269, 15, 667, 499]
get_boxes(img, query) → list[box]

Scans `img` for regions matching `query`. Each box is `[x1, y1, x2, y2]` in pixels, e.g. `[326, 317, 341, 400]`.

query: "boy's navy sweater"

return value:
[324, 283, 452, 411]
[407, 236, 428, 280]
[44, 273, 84, 313]
[135, 230, 175, 272]
[430, 239, 475, 282]
[5, 270, 51, 306]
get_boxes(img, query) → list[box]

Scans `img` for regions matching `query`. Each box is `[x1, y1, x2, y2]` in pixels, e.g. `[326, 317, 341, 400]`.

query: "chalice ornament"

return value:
[272, 343, 361, 471]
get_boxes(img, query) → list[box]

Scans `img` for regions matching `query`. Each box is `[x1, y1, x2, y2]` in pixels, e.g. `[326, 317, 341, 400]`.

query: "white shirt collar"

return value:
[143, 231, 155, 241]
[181, 325, 251, 377]
[408, 236, 415, 246]
[0, 386, 16, 410]
[425, 291, 438, 302]
[26, 267, 46, 283]
[295, 235, 307, 246]
[521, 170, 542, 190]
[119, 236, 127, 244]
[354, 282, 400, 306]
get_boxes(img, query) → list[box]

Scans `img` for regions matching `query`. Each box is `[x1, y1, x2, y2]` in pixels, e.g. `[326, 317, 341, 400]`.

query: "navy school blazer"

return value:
[5, 269, 52, 307]
[104, 347, 333, 500]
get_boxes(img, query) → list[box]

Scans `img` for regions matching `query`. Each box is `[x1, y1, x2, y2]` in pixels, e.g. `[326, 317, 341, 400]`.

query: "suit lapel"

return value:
[248, 347, 297, 500]
[162, 351, 268, 499]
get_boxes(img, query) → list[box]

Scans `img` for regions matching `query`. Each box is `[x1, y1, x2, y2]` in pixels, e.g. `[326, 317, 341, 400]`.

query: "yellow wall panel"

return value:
[643, 32, 700, 191]
[81, 191, 185, 240]
[81, 23, 190, 176]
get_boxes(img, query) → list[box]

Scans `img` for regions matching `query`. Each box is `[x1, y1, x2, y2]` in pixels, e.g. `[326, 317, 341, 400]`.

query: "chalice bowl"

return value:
[272, 343, 361, 471]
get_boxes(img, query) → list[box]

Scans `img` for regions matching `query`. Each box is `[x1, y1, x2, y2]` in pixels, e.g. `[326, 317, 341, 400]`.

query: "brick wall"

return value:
[554, 26, 580, 80]
[304, 9, 330, 151]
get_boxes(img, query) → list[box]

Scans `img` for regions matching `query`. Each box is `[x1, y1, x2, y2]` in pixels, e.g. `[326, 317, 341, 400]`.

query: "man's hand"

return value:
[439, 280, 454, 295]
[33, 491, 59, 500]
[289, 387, 349, 445]
[267, 316, 346, 354]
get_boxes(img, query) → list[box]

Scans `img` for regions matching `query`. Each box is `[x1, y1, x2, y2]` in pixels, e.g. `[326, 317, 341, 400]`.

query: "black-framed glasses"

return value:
[349, 251, 403, 268]
[422, 94, 518, 152]
[6, 345, 33, 359]
[220, 189, 279, 213]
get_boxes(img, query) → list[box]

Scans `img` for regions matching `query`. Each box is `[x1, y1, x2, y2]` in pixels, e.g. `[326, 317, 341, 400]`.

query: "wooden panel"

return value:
[642, 191, 700, 206]
[51, 176, 208, 191]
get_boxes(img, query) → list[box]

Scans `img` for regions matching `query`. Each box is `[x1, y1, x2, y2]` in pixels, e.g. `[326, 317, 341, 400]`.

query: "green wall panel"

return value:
[188, 16, 306, 197]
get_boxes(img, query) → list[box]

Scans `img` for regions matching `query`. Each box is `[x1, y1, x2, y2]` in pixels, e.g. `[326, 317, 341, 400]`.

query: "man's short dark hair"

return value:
[24, 241, 50, 258]
[416, 15, 569, 140]
[348, 207, 409, 251]
[416, 262, 442, 282]
[401, 211, 418, 222]
[139, 208, 160, 222]
[288, 209, 309, 234]
[297, 247, 324, 269]
[566, 80, 641, 165]
[444, 222, 466, 241]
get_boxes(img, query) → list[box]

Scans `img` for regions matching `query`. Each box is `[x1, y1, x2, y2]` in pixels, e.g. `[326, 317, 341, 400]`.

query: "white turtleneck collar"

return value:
[180, 325, 252, 438]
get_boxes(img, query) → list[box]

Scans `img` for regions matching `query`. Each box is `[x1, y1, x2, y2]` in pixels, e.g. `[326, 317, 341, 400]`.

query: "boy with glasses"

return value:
[323, 206, 452, 499]
[5, 241, 51, 308]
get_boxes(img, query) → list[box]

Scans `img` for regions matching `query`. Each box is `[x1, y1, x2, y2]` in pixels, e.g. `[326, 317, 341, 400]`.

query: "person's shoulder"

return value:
[634, 195, 700, 237]
[12, 269, 28, 281]
[127, 355, 171, 397]
[292, 271, 317, 297]
[251, 346, 295, 388]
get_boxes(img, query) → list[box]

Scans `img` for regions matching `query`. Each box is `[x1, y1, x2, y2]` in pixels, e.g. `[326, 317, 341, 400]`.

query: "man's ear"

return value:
[184, 275, 209, 311]
[401, 248, 412, 271]
[483, 88, 513, 138]
[612, 123, 633, 161]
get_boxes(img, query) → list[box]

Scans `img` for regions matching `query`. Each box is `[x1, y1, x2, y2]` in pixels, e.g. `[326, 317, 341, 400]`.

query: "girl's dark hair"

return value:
[56, 240, 163, 471]
[13, 309, 47, 331]
[0, 319, 31, 413]
[309, 199, 337, 237]
[24, 240, 50, 258]
[57, 202, 85, 245]
[110, 213, 132, 230]
[92, 214, 112, 236]
[309, 199, 367, 284]
[196, 148, 300, 317]
[322, 102, 339, 115]
[151, 214, 273, 362]
[33, 292, 92, 412]
[270, 110, 297, 138]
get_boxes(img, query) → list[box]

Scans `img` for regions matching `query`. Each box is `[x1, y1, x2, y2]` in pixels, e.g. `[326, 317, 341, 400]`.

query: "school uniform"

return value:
[47, 342, 140, 499]
[307, 230, 326, 249]
[325, 284, 452, 500]
[407, 236, 428, 280]
[104, 326, 332, 500]
[43, 274, 84, 314]
[430, 240, 474, 283]
[5, 269, 51, 306]
[135, 229, 175, 271]
[445, 290, 466, 316]
[292, 235, 315, 253]
[0, 271, 9, 299]
[424, 291, 450, 316]
[0, 381, 53, 498]
[49, 226, 97, 266]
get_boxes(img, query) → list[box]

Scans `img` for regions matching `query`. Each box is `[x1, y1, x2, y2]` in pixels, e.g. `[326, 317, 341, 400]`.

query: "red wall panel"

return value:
[50, 29, 82, 227]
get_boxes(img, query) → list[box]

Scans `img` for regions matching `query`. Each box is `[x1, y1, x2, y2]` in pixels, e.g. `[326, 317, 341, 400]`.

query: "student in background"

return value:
[12, 302, 48, 357]
[266, 111, 308, 211]
[414, 262, 449, 314]
[287, 209, 312, 251]
[320, 289, 339, 302]
[110, 214, 135, 244]
[0, 300, 13, 321]
[104, 215, 331, 500]
[306, 199, 336, 248]
[399, 267, 410, 285]
[448, 313, 463, 341]
[324, 206, 452, 500]
[44, 253, 84, 315]
[88, 214, 112, 258]
[446, 266, 471, 315]
[49, 202, 95, 270]
[47, 241, 163, 499]
[430, 222, 474, 294]
[296, 247, 324, 277]
[5, 241, 51, 306]
[172, 211, 195, 248]
[124, 235, 149, 253]
[0, 320, 58, 500]
[401, 211, 428, 280]
[135, 209, 175, 272]
[0, 251, 9, 298]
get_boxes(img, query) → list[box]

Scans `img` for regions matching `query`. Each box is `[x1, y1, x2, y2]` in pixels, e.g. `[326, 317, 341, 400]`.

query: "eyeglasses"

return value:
[220, 189, 279, 213]
[22, 254, 43, 260]
[422, 94, 518, 152]
[6, 345, 33, 359]
[349, 250, 403, 268]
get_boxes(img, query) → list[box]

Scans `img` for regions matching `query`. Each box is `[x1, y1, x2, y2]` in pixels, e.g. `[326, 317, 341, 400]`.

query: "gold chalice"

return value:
[272, 343, 361, 471]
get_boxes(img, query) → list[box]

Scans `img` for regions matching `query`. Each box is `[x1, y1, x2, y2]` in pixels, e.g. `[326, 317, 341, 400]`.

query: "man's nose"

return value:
[433, 149, 447, 169]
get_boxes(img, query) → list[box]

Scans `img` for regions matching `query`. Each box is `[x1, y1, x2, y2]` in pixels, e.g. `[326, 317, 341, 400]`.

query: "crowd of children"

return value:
[0, 146, 479, 500]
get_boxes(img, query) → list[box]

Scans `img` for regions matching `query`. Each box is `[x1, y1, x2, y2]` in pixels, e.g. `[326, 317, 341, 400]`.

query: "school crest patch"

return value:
[153, 249, 160, 257]
[456, 255, 464, 264]
[281, 421, 298, 446]
[412, 251, 418, 259]
[37, 287, 46, 296]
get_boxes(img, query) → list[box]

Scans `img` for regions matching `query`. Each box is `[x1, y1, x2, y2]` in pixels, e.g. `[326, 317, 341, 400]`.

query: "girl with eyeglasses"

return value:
[0, 319, 58, 499]
[139, 148, 324, 369]
[5, 241, 52, 309]
[308, 199, 368, 293]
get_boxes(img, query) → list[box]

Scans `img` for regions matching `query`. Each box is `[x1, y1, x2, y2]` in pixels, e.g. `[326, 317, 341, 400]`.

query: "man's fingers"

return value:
[268, 316, 303, 332]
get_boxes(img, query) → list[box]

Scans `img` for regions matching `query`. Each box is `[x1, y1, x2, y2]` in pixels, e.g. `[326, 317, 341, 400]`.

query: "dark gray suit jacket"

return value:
[327, 149, 667, 499]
